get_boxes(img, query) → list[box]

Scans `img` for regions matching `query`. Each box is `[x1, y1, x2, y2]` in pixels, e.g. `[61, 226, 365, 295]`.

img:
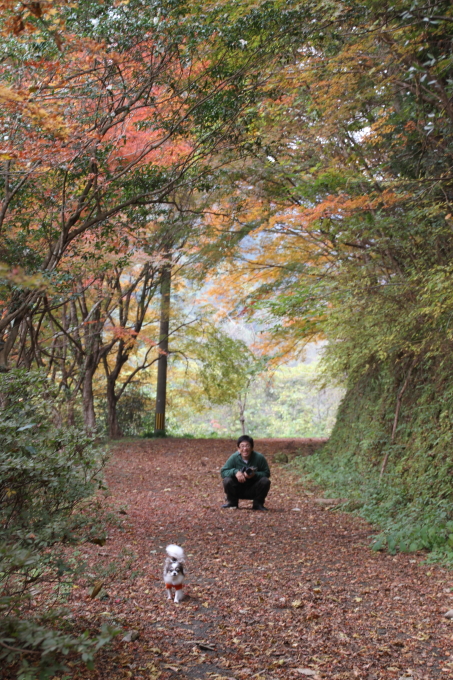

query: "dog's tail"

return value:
[166, 544, 185, 561]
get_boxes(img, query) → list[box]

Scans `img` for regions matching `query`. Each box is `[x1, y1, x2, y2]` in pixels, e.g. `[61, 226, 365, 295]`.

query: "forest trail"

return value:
[75, 438, 452, 680]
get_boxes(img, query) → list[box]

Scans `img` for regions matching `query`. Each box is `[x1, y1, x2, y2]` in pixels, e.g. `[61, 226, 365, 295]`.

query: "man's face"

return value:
[238, 441, 252, 460]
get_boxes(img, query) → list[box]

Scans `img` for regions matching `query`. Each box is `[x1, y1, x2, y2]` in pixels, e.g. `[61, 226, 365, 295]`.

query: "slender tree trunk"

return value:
[239, 410, 246, 435]
[106, 376, 122, 438]
[82, 368, 96, 432]
[238, 397, 247, 435]
[379, 359, 416, 481]
[0, 317, 21, 369]
[154, 258, 171, 435]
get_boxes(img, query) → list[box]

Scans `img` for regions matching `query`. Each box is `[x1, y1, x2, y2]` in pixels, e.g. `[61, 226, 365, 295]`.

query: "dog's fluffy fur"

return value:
[163, 544, 185, 603]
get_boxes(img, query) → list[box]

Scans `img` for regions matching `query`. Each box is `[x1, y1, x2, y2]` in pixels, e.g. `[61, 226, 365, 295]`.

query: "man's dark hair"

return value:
[237, 434, 254, 448]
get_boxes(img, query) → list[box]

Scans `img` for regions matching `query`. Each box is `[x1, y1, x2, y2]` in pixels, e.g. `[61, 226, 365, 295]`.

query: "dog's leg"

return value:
[166, 587, 172, 600]
[174, 588, 184, 603]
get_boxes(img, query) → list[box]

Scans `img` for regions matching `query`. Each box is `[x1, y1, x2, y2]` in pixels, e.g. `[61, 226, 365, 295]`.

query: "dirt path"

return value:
[72, 438, 452, 680]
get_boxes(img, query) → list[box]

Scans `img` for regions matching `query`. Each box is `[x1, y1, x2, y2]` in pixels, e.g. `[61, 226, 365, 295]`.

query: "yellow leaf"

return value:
[0, 86, 24, 103]
[90, 581, 104, 599]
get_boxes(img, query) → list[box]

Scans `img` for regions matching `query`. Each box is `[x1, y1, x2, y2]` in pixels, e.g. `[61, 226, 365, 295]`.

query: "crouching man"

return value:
[220, 435, 271, 511]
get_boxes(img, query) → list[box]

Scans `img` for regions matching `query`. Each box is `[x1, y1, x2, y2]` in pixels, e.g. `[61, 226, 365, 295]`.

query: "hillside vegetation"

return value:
[300, 355, 453, 562]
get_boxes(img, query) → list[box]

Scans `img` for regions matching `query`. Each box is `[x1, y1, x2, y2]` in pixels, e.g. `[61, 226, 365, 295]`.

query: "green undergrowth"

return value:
[0, 370, 120, 678]
[296, 356, 453, 564]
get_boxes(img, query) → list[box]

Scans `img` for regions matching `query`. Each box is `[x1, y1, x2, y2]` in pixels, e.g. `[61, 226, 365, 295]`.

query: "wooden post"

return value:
[154, 257, 171, 435]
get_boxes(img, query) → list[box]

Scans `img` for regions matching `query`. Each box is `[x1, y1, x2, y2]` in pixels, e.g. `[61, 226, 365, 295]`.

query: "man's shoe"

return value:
[221, 502, 238, 509]
[253, 502, 268, 511]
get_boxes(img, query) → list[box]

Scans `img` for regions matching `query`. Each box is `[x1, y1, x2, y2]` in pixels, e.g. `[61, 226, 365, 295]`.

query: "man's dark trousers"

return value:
[222, 476, 271, 506]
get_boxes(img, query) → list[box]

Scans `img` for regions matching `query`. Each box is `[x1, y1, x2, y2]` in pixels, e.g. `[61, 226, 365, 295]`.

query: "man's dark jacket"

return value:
[220, 450, 270, 480]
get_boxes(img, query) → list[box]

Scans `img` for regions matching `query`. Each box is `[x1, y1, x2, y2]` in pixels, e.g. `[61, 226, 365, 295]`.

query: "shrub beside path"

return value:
[70, 438, 452, 680]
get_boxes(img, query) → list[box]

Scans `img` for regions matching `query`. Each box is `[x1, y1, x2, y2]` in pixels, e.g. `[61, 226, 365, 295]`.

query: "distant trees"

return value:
[196, 328, 268, 434]
[167, 348, 341, 438]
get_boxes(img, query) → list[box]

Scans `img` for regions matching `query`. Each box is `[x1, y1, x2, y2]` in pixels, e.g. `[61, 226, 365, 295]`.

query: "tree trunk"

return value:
[154, 259, 171, 435]
[0, 317, 21, 370]
[238, 398, 246, 435]
[106, 375, 122, 438]
[82, 368, 96, 432]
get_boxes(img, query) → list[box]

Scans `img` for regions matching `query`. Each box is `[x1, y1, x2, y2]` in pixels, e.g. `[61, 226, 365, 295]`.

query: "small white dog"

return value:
[163, 544, 185, 603]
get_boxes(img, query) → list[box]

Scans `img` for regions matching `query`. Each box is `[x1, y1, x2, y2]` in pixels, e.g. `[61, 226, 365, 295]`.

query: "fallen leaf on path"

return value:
[122, 630, 140, 642]
[291, 599, 304, 608]
[295, 670, 318, 677]
[90, 581, 104, 598]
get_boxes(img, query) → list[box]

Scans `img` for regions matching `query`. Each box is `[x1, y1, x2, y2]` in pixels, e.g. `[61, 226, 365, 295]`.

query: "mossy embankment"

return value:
[297, 357, 453, 562]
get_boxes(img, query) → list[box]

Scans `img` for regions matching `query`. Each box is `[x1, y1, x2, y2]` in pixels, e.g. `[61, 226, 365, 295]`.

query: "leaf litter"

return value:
[23, 438, 453, 679]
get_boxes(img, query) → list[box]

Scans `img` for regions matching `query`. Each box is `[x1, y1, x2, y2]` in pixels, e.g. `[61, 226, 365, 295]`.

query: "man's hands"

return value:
[235, 469, 256, 483]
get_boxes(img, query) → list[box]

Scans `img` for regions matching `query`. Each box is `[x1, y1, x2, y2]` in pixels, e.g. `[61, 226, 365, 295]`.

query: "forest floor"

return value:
[66, 438, 453, 680]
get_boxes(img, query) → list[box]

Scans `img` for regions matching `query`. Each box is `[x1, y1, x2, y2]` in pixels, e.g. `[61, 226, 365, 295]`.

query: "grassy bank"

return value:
[296, 357, 453, 563]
